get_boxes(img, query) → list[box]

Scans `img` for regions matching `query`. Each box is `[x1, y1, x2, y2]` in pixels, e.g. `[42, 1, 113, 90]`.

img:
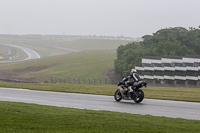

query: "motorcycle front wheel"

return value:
[133, 89, 144, 103]
[114, 89, 122, 101]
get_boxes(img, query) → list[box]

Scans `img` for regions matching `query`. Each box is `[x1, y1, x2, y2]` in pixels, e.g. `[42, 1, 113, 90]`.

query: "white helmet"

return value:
[131, 69, 137, 73]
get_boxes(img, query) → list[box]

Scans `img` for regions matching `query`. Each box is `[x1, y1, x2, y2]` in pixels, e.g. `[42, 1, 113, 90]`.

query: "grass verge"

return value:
[0, 82, 200, 102]
[0, 101, 200, 133]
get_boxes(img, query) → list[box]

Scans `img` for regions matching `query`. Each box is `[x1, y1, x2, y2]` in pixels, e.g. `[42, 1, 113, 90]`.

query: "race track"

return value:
[0, 44, 40, 63]
[0, 87, 200, 120]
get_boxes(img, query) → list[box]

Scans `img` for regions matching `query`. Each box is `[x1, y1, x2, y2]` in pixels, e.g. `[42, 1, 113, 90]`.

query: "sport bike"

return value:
[114, 81, 147, 103]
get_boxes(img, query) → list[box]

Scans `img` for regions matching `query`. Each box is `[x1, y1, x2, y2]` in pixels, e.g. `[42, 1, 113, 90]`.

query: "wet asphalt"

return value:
[0, 87, 200, 120]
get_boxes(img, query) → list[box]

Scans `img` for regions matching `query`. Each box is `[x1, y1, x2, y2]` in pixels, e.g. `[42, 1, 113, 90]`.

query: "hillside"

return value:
[0, 35, 134, 83]
[0, 50, 117, 83]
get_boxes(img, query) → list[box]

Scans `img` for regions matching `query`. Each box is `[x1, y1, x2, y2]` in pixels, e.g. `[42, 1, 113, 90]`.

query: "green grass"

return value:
[143, 86, 200, 102]
[0, 82, 200, 102]
[0, 101, 199, 133]
[0, 46, 8, 55]
[0, 51, 116, 81]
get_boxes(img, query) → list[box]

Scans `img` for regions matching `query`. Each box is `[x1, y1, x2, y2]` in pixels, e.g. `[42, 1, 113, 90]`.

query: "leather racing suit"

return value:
[120, 72, 141, 95]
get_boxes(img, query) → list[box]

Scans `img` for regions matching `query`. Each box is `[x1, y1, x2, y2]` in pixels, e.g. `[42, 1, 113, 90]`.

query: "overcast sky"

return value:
[0, 0, 199, 37]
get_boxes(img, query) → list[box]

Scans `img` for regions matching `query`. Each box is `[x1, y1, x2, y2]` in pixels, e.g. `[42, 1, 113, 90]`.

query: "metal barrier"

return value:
[48, 77, 118, 85]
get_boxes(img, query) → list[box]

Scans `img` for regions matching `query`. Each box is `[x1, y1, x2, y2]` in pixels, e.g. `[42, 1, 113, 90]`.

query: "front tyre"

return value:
[133, 89, 144, 103]
[114, 89, 122, 101]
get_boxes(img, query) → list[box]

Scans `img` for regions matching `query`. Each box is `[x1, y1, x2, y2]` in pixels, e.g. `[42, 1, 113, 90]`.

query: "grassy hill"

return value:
[0, 51, 116, 83]
[0, 35, 131, 82]
[0, 46, 7, 55]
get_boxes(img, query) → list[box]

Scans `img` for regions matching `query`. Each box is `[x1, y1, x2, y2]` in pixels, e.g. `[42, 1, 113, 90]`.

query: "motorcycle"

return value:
[114, 81, 147, 103]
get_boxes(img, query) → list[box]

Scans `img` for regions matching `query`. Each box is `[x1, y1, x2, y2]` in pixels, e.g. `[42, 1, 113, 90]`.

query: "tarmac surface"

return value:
[0, 44, 40, 63]
[0, 87, 200, 120]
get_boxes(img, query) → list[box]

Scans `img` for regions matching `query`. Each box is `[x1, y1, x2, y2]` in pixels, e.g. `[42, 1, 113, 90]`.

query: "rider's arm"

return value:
[122, 75, 131, 82]
[118, 76, 130, 85]
[133, 73, 141, 82]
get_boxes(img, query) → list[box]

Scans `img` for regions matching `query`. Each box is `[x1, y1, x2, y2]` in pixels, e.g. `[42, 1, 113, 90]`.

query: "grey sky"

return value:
[0, 0, 199, 37]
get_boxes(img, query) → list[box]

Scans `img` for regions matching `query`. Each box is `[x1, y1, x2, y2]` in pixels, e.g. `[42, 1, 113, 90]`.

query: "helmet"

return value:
[131, 69, 137, 73]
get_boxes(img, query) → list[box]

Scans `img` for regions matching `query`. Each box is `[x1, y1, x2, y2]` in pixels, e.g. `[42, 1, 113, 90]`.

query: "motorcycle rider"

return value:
[118, 69, 141, 96]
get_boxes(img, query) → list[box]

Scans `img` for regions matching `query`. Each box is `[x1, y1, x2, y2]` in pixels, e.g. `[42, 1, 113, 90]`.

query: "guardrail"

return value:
[47, 78, 118, 85]
[0, 74, 119, 85]
[0, 78, 38, 83]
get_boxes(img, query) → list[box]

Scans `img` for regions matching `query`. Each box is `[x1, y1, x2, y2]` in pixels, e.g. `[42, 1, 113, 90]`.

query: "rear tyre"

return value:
[114, 89, 122, 101]
[133, 89, 144, 103]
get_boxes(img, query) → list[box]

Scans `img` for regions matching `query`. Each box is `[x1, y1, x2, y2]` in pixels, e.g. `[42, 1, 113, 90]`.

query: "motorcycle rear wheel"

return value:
[114, 89, 122, 101]
[133, 89, 144, 103]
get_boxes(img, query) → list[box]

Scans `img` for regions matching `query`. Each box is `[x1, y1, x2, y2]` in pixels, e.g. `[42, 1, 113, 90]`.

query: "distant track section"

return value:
[0, 44, 40, 63]
[0, 45, 16, 57]
[20, 40, 82, 53]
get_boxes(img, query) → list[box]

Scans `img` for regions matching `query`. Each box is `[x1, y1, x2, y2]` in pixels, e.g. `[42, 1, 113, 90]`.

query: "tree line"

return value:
[115, 26, 200, 78]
